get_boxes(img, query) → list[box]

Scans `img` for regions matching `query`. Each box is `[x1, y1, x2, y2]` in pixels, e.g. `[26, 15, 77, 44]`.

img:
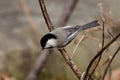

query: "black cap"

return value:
[40, 33, 57, 49]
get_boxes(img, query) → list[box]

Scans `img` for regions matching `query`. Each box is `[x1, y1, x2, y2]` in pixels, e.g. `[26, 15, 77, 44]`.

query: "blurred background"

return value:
[0, 0, 120, 80]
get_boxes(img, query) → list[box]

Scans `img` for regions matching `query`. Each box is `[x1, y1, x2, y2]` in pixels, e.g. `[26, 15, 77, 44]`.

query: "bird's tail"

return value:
[80, 20, 100, 31]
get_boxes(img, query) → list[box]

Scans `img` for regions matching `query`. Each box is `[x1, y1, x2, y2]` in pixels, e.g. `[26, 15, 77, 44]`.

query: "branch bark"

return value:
[39, 0, 53, 30]
[87, 21, 105, 80]
[84, 32, 120, 79]
[102, 46, 120, 80]
[58, 49, 82, 78]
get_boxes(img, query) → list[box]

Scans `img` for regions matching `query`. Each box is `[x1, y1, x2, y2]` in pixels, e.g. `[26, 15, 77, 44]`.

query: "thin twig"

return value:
[20, 0, 40, 42]
[84, 32, 120, 79]
[70, 35, 85, 59]
[102, 46, 120, 80]
[87, 21, 105, 80]
[107, 30, 114, 38]
[88, 53, 102, 80]
[86, 0, 106, 78]
[101, 49, 112, 66]
[102, 21, 105, 48]
[38, 0, 54, 30]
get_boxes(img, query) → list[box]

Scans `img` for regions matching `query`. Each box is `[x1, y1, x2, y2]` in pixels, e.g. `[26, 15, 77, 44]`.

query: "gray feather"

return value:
[79, 20, 100, 31]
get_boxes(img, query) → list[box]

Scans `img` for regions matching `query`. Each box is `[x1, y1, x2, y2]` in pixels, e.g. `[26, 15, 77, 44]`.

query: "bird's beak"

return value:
[42, 47, 44, 50]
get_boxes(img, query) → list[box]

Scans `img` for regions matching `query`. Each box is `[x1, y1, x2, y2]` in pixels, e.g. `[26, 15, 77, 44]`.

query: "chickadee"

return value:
[40, 20, 100, 49]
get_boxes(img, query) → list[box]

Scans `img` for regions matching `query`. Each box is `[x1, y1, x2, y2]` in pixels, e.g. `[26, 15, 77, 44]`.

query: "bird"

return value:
[40, 20, 100, 49]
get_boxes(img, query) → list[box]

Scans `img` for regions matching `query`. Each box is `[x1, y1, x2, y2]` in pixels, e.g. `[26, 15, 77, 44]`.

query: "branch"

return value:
[88, 21, 105, 80]
[102, 46, 120, 80]
[102, 21, 105, 48]
[58, 49, 82, 78]
[38, 0, 54, 31]
[26, 49, 52, 80]
[86, 1, 106, 78]
[20, 0, 40, 43]
[84, 32, 120, 79]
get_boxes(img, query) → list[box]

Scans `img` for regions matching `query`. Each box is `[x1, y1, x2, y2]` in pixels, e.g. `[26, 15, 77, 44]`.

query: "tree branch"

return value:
[87, 21, 105, 80]
[84, 32, 120, 79]
[38, 0, 54, 31]
[58, 49, 82, 78]
[26, 49, 52, 80]
[102, 46, 120, 80]
[20, 0, 40, 43]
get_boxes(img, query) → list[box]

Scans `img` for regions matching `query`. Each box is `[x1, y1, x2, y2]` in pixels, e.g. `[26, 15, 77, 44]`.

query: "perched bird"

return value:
[40, 20, 100, 49]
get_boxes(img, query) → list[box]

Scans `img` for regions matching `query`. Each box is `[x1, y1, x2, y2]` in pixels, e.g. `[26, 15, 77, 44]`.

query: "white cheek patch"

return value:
[46, 39, 57, 47]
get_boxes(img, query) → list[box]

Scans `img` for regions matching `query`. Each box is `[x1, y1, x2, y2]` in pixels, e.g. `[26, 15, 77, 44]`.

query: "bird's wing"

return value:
[62, 25, 80, 31]
[63, 30, 79, 46]
[62, 25, 80, 37]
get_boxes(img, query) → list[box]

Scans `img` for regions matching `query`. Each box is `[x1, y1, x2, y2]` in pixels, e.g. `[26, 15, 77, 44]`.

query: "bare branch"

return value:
[102, 21, 105, 48]
[38, 0, 54, 31]
[20, 0, 40, 43]
[71, 35, 85, 59]
[107, 30, 114, 38]
[84, 32, 120, 79]
[26, 49, 52, 80]
[102, 46, 120, 80]
[87, 53, 101, 80]
[58, 49, 82, 79]
[88, 21, 105, 80]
